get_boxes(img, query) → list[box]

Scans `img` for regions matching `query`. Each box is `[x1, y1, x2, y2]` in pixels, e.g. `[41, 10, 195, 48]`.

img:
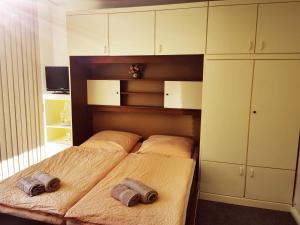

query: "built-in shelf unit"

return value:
[70, 55, 203, 145]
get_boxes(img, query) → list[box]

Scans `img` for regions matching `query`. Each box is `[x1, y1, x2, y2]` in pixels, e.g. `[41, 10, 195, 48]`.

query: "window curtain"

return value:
[0, 0, 44, 180]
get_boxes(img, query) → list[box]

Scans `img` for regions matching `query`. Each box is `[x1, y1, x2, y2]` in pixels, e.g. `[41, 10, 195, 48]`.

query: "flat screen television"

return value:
[45, 66, 69, 94]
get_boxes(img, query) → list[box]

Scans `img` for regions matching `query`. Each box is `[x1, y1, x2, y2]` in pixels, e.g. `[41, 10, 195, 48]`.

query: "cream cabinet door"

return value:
[87, 80, 120, 106]
[245, 167, 295, 204]
[256, 2, 300, 53]
[67, 14, 108, 56]
[201, 60, 253, 164]
[164, 81, 202, 109]
[200, 161, 246, 197]
[155, 7, 207, 55]
[109, 11, 155, 55]
[248, 60, 300, 170]
[207, 4, 257, 54]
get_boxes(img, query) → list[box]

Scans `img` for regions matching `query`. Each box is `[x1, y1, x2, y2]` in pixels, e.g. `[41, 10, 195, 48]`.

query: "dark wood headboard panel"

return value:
[92, 111, 200, 142]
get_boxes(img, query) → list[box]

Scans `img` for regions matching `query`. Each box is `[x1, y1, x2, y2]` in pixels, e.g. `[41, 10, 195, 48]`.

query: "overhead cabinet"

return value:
[256, 2, 300, 53]
[164, 81, 202, 109]
[109, 11, 155, 55]
[87, 80, 120, 106]
[67, 14, 109, 56]
[87, 80, 202, 110]
[206, 4, 257, 54]
[207, 1, 300, 54]
[67, 4, 208, 56]
[200, 59, 300, 204]
[155, 7, 207, 55]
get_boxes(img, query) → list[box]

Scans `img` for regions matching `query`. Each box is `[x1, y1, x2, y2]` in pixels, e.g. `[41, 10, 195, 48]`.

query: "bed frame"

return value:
[1, 55, 202, 225]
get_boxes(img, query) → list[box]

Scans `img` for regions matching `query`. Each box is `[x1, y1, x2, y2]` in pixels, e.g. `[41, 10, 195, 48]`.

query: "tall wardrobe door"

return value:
[248, 60, 300, 170]
[201, 60, 253, 164]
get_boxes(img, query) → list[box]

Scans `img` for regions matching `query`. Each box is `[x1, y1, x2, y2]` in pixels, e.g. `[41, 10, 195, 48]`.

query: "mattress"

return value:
[65, 153, 195, 225]
[0, 145, 127, 223]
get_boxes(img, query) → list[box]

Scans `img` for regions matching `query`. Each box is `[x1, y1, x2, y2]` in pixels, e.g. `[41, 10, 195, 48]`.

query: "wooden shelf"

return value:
[88, 77, 201, 81]
[121, 91, 163, 95]
[47, 138, 72, 146]
[46, 123, 72, 129]
[89, 105, 200, 115]
[43, 93, 71, 100]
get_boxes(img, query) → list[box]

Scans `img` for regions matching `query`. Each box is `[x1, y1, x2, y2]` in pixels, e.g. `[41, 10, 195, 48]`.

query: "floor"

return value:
[197, 200, 298, 225]
[0, 200, 298, 225]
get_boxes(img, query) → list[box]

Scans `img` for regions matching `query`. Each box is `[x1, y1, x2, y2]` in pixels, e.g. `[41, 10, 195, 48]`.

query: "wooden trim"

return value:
[66, 2, 208, 15]
[89, 105, 201, 115]
[186, 146, 200, 225]
[72, 55, 203, 64]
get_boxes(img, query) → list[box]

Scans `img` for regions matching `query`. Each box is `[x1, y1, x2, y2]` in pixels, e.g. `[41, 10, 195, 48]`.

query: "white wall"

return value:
[37, 0, 68, 92]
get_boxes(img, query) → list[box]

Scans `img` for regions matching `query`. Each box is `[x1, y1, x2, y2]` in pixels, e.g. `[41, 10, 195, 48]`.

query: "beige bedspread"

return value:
[65, 153, 195, 225]
[0, 145, 127, 218]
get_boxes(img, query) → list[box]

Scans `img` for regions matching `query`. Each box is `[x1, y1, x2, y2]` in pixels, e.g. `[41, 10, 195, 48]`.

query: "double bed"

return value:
[0, 131, 199, 225]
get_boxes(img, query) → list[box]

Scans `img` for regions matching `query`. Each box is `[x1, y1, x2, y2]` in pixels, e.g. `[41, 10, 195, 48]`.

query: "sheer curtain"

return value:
[0, 0, 44, 180]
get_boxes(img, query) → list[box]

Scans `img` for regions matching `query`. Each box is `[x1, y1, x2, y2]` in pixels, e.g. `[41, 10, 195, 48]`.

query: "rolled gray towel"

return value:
[32, 172, 60, 192]
[111, 184, 141, 207]
[122, 178, 158, 204]
[16, 177, 45, 197]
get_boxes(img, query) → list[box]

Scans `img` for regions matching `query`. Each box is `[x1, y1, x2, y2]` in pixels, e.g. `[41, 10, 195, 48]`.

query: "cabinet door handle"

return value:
[248, 41, 253, 51]
[239, 167, 244, 176]
[159, 44, 162, 53]
[250, 168, 254, 178]
[116, 91, 119, 95]
[259, 41, 265, 51]
[166, 93, 169, 96]
[252, 110, 257, 114]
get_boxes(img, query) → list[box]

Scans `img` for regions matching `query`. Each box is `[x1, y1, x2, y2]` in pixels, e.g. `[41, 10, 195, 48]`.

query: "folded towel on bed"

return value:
[16, 177, 45, 197]
[111, 184, 141, 207]
[32, 172, 60, 192]
[122, 178, 158, 204]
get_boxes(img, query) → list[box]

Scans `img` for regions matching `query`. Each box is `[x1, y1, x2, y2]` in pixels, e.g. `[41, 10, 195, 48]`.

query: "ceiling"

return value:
[49, 0, 204, 11]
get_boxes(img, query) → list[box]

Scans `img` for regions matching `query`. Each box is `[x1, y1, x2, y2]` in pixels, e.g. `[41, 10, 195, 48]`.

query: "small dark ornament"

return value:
[129, 64, 144, 79]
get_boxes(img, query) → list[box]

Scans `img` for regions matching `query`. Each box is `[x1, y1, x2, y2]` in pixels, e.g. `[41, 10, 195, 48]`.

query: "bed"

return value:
[0, 130, 141, 225]
[65, 135, 199, 225]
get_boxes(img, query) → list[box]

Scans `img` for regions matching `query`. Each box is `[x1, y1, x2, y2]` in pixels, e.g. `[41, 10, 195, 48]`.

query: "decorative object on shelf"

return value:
[64, 131, 71, 142]
[60, 102, 71, 126]
[129, 64, 144, 79]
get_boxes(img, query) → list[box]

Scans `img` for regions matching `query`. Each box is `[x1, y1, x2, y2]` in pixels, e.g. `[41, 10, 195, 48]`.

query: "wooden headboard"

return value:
[70, 55, 203, 145]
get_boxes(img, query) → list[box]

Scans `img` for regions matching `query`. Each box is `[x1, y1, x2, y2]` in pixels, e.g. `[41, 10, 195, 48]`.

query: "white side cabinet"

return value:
[109, 11, 155, 55]
[256, 2, 300, 53]
[155, 7, 207, 55]
[245, 167, 295, 204]
[87, 80, 120, 106]
[67, 14, 108, 56]
[200, 161, 246, 197]
[207, 4, 257, 54]
[164, 81, 202, 110]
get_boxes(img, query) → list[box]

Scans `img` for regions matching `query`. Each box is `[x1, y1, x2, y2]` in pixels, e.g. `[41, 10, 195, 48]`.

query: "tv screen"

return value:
[45, 66, 69, 93]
